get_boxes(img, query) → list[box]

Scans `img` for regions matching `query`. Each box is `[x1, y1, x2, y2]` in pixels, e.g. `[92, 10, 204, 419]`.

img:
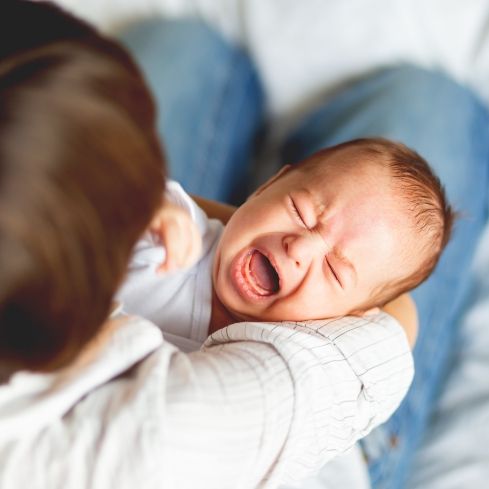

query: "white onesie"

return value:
[116, 180, 223, 352]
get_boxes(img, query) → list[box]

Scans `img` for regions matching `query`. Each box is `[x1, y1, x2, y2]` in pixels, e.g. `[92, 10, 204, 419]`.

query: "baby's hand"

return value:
[149, 201, 202, 273]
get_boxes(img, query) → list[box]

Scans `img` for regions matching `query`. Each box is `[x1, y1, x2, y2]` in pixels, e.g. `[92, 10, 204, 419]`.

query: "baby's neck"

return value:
[209, 289, 240, 335]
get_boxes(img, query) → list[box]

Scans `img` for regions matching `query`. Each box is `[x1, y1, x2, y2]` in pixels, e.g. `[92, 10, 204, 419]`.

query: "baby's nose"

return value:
[282, 234, 322, 267]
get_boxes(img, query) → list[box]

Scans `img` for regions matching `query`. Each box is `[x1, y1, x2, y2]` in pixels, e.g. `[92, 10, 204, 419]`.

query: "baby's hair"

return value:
[299, 137, 455, 308]
[0, 1, 166, 371]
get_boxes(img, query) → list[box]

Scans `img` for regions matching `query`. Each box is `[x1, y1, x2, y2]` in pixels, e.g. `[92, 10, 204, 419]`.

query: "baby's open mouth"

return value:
[244, 250, 280, 296]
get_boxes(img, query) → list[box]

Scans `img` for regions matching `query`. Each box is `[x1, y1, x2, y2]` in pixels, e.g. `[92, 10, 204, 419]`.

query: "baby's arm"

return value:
[149, 199, 202, 273]
[192, 195, 235, 224]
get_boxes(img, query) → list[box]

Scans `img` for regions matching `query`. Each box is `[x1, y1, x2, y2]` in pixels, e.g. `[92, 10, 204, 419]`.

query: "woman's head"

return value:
[0, 1, 166, 372]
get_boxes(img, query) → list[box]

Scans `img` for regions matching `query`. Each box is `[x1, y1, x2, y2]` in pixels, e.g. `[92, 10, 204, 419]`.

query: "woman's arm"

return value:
[382, 293, 418, 347]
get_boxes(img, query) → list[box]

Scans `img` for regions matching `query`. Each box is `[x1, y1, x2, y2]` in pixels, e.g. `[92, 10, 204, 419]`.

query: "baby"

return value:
[117, 137, 454, 350]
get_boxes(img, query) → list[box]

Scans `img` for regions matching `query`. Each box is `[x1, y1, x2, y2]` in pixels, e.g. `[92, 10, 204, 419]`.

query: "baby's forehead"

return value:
[292, 154, 393, 200]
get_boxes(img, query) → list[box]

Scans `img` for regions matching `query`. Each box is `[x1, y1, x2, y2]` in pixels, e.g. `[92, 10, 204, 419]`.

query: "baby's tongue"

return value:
[249, 251, 279, 293]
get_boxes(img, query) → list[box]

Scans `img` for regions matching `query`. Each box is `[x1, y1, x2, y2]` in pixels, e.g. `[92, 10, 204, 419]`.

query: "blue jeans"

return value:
[121, 20, 489, 489]
[120, 20, 264, 205]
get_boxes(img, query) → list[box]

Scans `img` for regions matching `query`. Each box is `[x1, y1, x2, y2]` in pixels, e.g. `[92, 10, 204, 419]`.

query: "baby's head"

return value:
[213, 138, 454, 322]
[0, 1, 165, 371]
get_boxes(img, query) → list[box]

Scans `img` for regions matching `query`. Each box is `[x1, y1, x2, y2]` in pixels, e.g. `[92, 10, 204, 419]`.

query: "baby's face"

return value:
[213, 151, 418, 322]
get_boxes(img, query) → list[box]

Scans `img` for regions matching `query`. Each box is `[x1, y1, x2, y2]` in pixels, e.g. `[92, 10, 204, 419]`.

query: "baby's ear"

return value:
[250, 164, 292, 198]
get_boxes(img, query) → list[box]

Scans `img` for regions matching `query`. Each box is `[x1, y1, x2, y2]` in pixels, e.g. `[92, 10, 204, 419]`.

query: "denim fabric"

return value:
[120, 19, 265, 204]
[282, 66, 489, 489]
[121, 20, 489, 489]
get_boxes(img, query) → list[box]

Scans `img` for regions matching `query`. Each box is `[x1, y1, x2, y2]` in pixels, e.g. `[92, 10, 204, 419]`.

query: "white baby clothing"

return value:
[116, 180, 224, 351]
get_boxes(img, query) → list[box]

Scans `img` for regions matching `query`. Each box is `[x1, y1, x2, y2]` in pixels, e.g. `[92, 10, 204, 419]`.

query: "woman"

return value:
[0, 2, 417, 488]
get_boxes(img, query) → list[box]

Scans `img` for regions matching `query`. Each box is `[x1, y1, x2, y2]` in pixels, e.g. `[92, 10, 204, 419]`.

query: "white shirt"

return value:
[0, 309, 413, 489]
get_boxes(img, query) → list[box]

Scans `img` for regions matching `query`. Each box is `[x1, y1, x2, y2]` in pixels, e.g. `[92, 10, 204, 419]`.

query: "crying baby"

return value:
[117, 138, 453, 343]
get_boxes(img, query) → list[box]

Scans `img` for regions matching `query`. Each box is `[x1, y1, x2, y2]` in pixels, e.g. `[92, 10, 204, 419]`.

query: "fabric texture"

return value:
[119, 19, 265, 203]
[56, 0, 489, 126]
[116, 180, 223, 351]
[0, 309, 413, 489]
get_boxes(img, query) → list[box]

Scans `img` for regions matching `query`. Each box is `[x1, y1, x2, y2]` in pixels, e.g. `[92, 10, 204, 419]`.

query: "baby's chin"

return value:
[217, 298, 304, 323]
[212, 285, 270, 324]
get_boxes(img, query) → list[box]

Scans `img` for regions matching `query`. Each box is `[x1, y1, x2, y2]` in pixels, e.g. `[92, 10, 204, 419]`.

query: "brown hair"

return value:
[0, 1, 165, 371]
[300, 137, 455, 307]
